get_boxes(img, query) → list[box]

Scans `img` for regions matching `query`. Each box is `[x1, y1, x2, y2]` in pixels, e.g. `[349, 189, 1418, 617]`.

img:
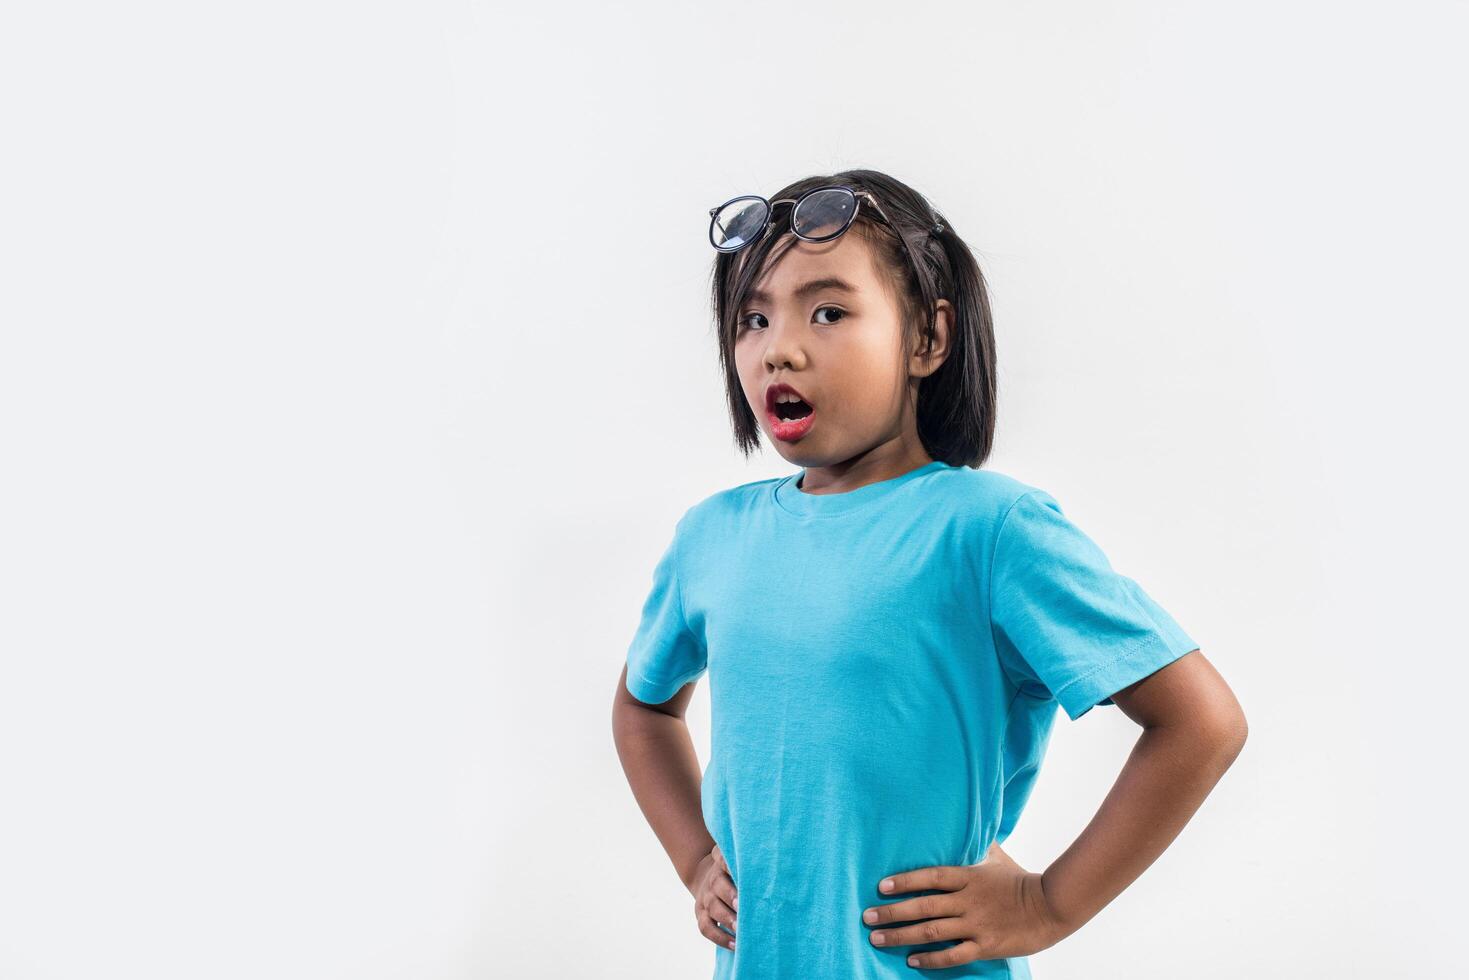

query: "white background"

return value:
[2, 2, 1465, 977]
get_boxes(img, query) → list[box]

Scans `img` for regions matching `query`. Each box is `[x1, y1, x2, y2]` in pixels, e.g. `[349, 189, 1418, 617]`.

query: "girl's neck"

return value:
[796, 439, 934, 496]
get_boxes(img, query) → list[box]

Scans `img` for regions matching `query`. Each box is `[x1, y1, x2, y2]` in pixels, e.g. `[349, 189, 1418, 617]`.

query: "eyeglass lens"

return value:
[790, 188, 856, 242]
[710, 199, 770, 251]
[710, 187, 861, 252]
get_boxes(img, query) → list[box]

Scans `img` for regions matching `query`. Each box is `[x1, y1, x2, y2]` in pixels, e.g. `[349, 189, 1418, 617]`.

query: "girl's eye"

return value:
[737, 306, 846, 331]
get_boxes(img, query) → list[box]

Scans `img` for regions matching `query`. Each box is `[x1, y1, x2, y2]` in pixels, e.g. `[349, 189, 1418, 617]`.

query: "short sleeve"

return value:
[989, 489, 1199, 721]
[624, 516, 707, 704]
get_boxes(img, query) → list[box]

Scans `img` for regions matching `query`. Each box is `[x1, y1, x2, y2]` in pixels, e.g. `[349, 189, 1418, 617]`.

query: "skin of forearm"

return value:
[1041, 719, 1246, 932]
[613, 701, 713, 892]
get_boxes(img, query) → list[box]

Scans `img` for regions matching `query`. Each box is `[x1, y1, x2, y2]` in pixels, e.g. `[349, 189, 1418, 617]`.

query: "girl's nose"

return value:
[762, 323, 807, 370]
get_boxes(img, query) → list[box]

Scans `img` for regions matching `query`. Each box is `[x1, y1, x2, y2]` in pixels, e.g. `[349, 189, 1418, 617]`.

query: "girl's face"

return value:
[733, 226, 953, 490]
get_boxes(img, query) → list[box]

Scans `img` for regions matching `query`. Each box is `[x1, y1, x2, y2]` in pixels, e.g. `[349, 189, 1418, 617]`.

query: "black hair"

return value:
[708, 168, 997, 468]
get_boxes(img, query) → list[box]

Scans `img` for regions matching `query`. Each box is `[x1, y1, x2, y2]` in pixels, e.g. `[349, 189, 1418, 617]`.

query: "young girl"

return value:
[612, 169, 1247, 979]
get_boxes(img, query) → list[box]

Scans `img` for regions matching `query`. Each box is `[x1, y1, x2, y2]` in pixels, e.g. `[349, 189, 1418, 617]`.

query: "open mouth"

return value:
[765, 383, 817, 441]
[772, 399, 814, 422]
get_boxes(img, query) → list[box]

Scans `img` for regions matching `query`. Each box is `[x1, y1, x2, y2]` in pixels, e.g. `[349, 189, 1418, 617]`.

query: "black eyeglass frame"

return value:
[708, 185, 899, 249]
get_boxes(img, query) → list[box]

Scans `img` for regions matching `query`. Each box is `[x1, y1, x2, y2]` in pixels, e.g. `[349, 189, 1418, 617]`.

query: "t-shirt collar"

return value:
[772, 459, 949, 518]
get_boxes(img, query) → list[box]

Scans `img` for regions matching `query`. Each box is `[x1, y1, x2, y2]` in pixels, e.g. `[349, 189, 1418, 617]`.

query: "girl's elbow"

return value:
[1206, 705, 1248, 765]
[1196, 671, 1248, 760]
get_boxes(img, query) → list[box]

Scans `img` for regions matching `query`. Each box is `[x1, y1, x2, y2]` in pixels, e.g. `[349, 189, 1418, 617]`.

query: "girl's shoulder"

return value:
[927, 462, 1038, 499]
[657, 473, 783, 541]
[676, 473, 785, 526]
[920, 463, 1046, 522]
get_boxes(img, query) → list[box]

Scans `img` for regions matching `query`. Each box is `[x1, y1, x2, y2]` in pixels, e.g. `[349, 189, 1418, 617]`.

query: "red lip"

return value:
[765, 382, 817, 443]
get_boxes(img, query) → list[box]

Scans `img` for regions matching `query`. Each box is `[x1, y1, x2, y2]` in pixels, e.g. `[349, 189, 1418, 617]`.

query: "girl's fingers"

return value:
[868, 914, 968, 950]
[864, 892, 959, 927]
[695, 903, 737, 950]
[707, 894, 737, 933]
[720, 872, 739, 911]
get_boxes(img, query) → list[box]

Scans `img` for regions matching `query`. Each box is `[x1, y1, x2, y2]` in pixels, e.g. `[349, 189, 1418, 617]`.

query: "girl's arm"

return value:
[864, 649, 1246, 968]
[611, 665, 715, 891]
[1040, 649, 1248, 933]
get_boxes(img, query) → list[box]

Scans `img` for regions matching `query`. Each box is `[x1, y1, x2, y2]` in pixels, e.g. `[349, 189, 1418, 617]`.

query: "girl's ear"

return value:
[910, 298, 954, 379]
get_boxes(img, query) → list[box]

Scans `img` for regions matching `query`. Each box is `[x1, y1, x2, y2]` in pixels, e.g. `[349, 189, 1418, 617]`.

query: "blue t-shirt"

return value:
[624, 460, 1198, 979]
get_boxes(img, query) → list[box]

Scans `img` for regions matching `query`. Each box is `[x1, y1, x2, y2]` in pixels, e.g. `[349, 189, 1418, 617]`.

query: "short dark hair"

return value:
[708, 168, 997, 467]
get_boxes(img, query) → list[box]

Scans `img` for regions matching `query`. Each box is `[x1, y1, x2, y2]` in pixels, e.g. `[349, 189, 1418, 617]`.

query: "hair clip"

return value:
[930, 222, 945, 236]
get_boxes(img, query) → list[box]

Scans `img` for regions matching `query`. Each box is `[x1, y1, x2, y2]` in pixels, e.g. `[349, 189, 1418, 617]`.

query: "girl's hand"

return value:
[689, 843, 738, 952]
[862, 844, 1070, 969]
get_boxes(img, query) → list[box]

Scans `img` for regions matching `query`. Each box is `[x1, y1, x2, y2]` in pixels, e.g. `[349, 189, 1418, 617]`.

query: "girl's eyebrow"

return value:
[746, 277, 859, 305]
